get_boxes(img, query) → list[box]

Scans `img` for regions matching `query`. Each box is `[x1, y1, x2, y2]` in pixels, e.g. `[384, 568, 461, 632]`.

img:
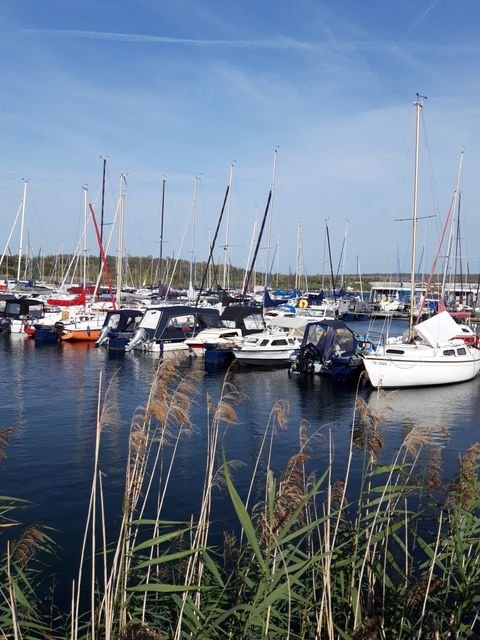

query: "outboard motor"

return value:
[0, 318, 12, 335]
[290, 342, 321, 374]
[125, 327, 148, 352]
[54, 321, 65, 337]
[95, 325, 110, 347]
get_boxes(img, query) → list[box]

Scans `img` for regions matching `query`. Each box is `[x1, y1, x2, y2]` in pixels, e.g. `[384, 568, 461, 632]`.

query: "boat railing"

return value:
[364, 330, 386, 350]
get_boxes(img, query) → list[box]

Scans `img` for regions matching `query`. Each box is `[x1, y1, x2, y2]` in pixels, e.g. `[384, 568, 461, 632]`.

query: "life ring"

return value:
[298, 299, 309, 309]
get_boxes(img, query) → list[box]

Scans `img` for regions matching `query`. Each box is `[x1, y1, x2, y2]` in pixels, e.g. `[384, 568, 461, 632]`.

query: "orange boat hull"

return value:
[60, 328, 101, 342]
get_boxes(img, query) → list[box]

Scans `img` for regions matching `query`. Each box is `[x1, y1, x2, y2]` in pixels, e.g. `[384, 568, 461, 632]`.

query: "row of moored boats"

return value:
[2, 286, 480, 389]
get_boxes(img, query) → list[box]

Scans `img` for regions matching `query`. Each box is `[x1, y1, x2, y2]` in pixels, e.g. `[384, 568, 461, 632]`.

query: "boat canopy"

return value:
[102, 309, 144, 331]
[414, 311, 463, 348]
[220, 306, 263, 322]
[139, 305, 221, 339]
[301, 319, 357, 363]
[0, 295, 45, 319]
[219, 305, 265, 334]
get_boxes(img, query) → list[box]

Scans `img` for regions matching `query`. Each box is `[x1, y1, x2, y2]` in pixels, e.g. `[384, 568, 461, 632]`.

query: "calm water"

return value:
[1, 318, 480, 598]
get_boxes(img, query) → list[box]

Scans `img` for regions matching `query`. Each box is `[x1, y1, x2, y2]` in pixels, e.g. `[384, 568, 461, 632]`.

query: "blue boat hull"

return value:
[34, 328, 59, 345]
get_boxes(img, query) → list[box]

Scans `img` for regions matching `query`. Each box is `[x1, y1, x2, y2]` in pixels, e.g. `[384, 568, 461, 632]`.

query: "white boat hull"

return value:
[233, 348, 295, 366]
[185, 329, 243, 357]
[186, 339, 237, 358]
[9, 319, 26, 334]
[132, 340, 190, 353]
[363, 346, 480, 388]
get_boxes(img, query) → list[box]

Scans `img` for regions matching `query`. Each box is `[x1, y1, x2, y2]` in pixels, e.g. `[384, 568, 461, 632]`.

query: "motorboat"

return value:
[232, 316, 308, 367]
[233, 332, 301, 367]
[96, 309, 144, 351]
[185, 305, 265, 357]
[0, 294, 46, 334]
[125, 305, 220, 353]
[289, 319, 369, 380]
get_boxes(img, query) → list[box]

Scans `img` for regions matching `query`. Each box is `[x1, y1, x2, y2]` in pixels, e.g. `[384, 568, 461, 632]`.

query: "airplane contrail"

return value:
[21, 27, 480, 57]
[402, 0, 440, 39]
[22, 29, 317, 52]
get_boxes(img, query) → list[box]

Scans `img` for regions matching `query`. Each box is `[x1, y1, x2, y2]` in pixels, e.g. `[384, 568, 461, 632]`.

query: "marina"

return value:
[2, 1, 480, 631]
[2, 315, 480, 609]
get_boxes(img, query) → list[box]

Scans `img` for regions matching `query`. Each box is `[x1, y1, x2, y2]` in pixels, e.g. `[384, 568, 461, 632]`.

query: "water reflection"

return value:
[2, 330, 480, 604]
[367, 377, 480, 478]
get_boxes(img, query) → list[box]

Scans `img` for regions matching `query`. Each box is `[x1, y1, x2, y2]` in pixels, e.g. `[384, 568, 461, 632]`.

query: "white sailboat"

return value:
[362, 96, 480, 389]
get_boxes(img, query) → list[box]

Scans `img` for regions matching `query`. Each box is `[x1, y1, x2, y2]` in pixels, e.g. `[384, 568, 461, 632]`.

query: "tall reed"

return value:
[2, 360, 480, 638]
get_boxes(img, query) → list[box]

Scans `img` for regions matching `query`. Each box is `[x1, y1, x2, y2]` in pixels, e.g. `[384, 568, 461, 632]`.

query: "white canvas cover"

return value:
[413, 311, 461, 348]
[270, 315, 311, 337]
[270, 316, 310, 330]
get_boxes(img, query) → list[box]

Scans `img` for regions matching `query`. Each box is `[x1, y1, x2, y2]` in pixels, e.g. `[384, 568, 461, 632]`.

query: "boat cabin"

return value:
[0, 294, 45, 320]
[126, 305, 221, 351]
[290, 319, 366, 379]
[96, 309, 145, 347]
[219, 305, 266, 335]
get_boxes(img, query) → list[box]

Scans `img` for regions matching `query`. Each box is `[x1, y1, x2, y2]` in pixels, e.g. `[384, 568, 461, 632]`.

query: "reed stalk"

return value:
[6, 542, 20, 640]
[418, 510, 443, 639]
[4, 358, 480, 638]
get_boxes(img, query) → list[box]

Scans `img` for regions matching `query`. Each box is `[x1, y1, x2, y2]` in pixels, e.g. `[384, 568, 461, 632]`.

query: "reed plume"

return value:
[353, 396, 386, 462]
[447, 442, 480, 510]
[0, 426, 15, 464]
[422, 445, 444, 494]
[257, 451, 309, 544]
[118, 621, 165, 639]
[6, 353, 480, 639]
[10, 525, 45, 568]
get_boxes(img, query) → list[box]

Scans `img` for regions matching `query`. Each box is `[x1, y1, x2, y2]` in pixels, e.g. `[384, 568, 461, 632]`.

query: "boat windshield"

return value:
[107, 314, 121, 329]
[333, 328, 355, 354]
[305, 324, 326, 345]
[243, 315, 265, 330]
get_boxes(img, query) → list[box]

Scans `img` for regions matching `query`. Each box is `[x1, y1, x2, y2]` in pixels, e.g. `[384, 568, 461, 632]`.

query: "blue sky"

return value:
[1, 0, 480, 279]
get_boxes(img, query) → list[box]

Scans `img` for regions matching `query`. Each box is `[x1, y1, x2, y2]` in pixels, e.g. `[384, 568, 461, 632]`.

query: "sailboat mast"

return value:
[17, 179, 28, 282]
[195, 184, 230, 305]
[441, 151, 464, 302]
[357, 256, 363, 300]
[341, 218, 349, 289]
[222, 162, 235, 290]
[116, 174, 126, 308]
[326, 223, 336, 299]
[456, 191, 463, 304]
[0, 201, 23, 274]
[82, 185, 88, 309]
[188, 176, 199, 298]
[408, 97, 423, 338]
[321, 219, 328, 291]
[276, 233, 280, 289]
[295, 223, 301, 291]
[263, 147, 278, 288]
[159, 177, 166, 275]
[243, 190, 272, 297]
[99, 157, 107, 267]
[242, 217, 258, 294]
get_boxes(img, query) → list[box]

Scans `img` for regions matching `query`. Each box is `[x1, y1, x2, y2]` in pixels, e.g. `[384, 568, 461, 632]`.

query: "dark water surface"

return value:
[1, 318, 480, 598]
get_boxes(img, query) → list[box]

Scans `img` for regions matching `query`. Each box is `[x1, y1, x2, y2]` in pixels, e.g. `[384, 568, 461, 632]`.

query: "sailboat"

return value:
[362, 96, 480, 389]
[59, 185, 115, 342]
